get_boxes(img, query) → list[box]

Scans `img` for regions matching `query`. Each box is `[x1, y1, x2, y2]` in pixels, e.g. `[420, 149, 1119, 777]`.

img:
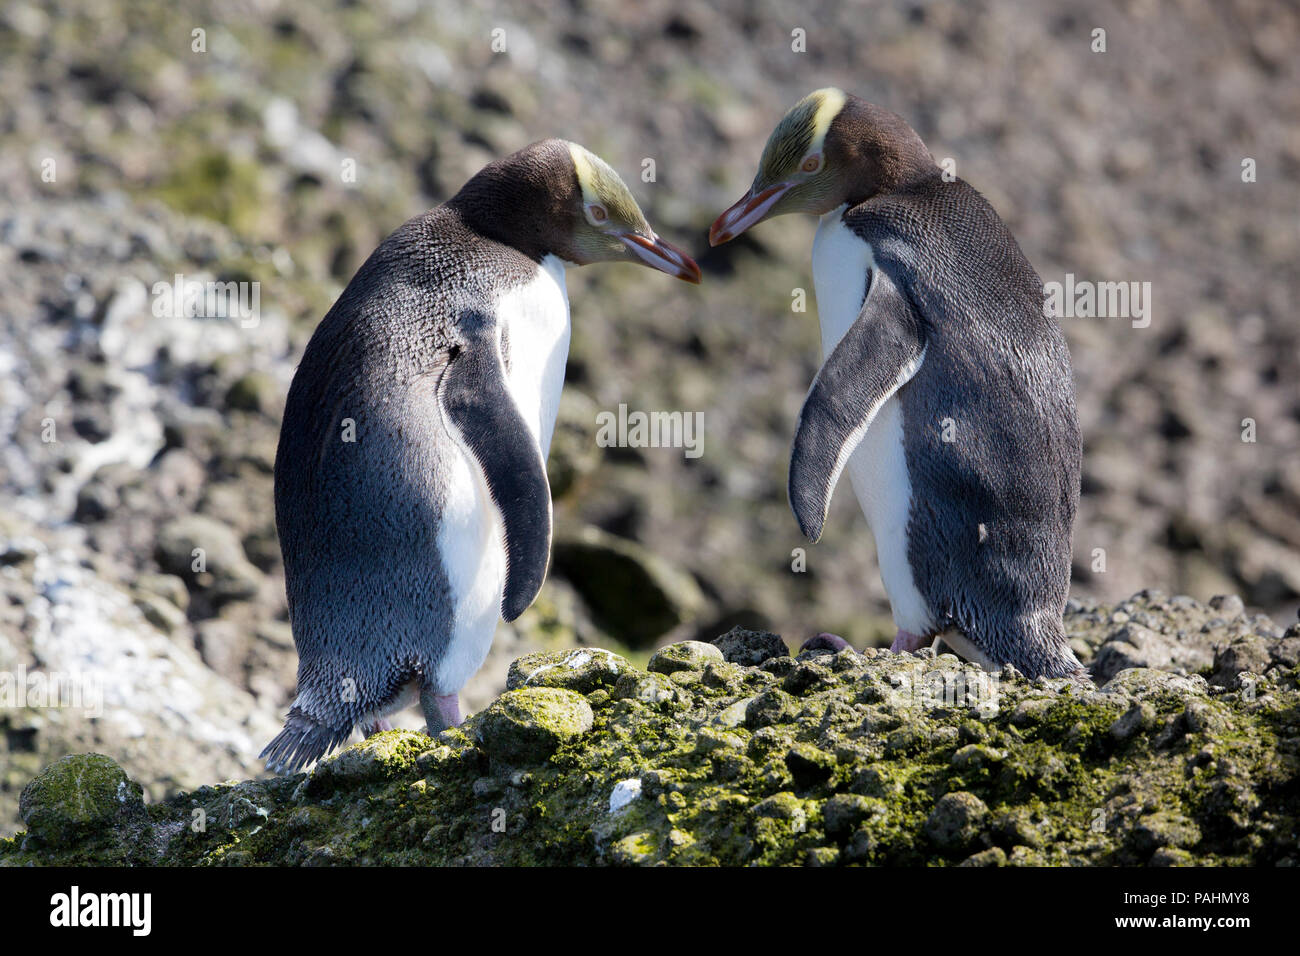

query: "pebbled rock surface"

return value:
[4, 593, 1298, 866]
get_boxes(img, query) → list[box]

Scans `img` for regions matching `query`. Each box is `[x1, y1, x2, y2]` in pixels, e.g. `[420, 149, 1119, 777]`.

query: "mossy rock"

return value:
[475, 688, 594, 765]
[224, 370, 279, 414]
[154, 513, 262, 602]
[2, 594, 1298, 867]
[924, 791, 989, 853]
[709, 626, 790, 666]
[506, 647, 631, 693]
[648, 640, 724, 674]
[19, 754, 146, 849]
[308, 731, 429, 794]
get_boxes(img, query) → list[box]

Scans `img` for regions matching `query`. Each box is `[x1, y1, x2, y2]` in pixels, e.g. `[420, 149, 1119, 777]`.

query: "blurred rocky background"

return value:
[0, 0, 1296, 833]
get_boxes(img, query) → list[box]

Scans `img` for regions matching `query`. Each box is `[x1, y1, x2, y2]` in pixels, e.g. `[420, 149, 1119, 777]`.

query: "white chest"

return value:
[812, 205, 873, 357]
[810, 207, 933, 635]
[433, 255, 572, 694]
[494, 253, 572, 457]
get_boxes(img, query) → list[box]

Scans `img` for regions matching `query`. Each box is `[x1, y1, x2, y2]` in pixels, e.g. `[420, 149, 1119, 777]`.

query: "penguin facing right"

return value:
[262, 139, 701, 773]
[710, 89, 1087, 680]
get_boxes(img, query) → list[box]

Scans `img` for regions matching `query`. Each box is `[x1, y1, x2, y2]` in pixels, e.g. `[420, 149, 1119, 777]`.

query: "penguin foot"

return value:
[800, 632, 854, 653]
[420, 689, 462, 735]
[360, 717, 393, 737]
[435, 694, 461, 728]
[889, 629, 929, 653]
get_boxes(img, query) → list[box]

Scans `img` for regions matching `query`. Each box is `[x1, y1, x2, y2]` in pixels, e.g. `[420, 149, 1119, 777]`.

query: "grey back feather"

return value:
[267, 207, 537, 770]
[847, 175, 1085, 679]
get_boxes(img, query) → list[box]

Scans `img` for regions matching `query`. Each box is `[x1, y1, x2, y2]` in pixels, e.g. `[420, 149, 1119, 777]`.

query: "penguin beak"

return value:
[709, 183, 792, 246]
[620, 232, 703, 284]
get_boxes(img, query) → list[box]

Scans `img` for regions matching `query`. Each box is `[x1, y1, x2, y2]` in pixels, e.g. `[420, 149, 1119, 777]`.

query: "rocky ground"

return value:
[1, 1, 1298, 837]
[4, 593, 1298, 866]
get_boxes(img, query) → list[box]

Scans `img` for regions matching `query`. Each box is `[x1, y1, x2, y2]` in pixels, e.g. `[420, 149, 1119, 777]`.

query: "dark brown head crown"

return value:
[446, 139, 581, 262]
[446, 139, 700, 281]
[822, 92, 935, 204]
[712, 89, 939, 245]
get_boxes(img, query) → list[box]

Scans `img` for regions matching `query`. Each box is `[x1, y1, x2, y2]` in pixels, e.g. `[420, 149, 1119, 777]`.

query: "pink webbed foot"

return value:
[799, 632, 854, 654]
[421, 687, 462, 735]
[434, 693, 461, 728]
[361, 717, 393, 737]
[889, 629, 930, 653]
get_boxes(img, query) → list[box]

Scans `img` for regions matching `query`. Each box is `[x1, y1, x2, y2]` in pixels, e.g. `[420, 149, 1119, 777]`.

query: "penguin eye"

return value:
[801, 154, 822, 173]
[587, 203, 608, 224]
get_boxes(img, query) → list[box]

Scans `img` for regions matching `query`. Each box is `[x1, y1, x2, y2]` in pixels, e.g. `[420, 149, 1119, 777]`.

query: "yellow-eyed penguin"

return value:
[262, 139, 701, 772]
[710, 89, 1086, 680]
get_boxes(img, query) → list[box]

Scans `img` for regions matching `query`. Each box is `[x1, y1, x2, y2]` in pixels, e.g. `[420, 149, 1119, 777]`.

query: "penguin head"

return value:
[709, 89, 935, 245]
[560, 142, 701, 282]
[448, 139, 700, 283]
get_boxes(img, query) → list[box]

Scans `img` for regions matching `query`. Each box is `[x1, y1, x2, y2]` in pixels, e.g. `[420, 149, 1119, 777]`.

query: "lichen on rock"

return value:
[17, 753, 147, 858]
[475, 687, 595, 765]
[2, 593, 1298, 866]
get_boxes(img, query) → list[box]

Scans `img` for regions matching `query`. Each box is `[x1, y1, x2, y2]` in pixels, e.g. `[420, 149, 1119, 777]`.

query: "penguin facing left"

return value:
[709, 89, 1086, 681]
[262, 139, 701, 773]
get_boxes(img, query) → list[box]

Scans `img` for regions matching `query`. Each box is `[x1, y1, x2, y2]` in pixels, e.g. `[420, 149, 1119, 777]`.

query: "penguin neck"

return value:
[496, 253, 572, 457]
[812, 204, 875, 359]
[445, 153, 577, 263]
[446, 189, 560, 263]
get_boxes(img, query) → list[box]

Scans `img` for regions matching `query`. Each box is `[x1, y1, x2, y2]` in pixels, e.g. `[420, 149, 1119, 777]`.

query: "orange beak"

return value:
[708, 183, 792, 246]
[620, 232, 703, 284]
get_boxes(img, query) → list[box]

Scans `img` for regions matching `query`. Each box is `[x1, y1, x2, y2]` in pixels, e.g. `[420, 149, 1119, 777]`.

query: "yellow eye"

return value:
[801, 155, 821, 173]
[588, 204, 608, 223]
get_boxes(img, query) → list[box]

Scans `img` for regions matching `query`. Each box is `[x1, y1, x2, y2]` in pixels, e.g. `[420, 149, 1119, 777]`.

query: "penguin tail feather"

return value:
[259, 711, 352, 775]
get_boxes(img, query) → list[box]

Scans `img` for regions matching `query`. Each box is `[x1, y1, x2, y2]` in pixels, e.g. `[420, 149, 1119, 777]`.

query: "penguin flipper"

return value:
[789, 268, 926, 541]
[438, 313, 552, 622]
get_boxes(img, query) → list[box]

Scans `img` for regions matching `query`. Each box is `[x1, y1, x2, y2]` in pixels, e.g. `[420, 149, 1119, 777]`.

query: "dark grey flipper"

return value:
[438, 313, 552, 621]
[789, 268, 926, 542]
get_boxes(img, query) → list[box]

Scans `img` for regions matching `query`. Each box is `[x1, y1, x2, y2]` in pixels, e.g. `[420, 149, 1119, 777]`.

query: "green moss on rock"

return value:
[2, 594, 1298, 867]
[648, 640, 724, 674]
[475, 687, 594, 765]
[924, 791, 989, 853]
[307, 731, 428, 794]
[18, 754, 146, 852]
[711, 626, 790, 666]
[506, 648, 631, 694]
